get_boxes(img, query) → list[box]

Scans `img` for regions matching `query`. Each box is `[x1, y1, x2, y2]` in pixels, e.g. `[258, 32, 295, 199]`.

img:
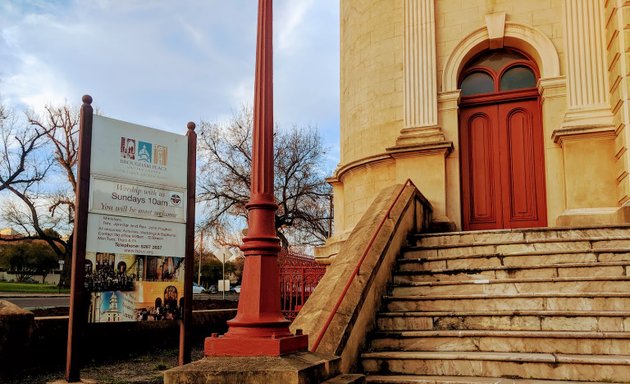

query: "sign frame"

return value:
[65, 96, 197, 381]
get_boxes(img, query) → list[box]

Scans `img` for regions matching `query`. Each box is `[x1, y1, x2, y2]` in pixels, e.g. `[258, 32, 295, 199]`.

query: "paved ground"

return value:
[0, 292, 239, 310]
[4, 295, 70, 309]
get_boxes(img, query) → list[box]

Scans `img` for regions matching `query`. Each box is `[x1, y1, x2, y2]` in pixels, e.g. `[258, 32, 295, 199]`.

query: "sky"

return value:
[0, 0, 341, 170]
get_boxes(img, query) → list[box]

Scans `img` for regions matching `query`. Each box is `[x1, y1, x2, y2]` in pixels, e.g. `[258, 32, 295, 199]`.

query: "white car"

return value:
[192, 282, 206, 294]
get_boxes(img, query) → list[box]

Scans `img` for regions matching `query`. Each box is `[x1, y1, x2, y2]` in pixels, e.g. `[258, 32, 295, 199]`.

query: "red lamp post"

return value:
[204, 0, 308, 356]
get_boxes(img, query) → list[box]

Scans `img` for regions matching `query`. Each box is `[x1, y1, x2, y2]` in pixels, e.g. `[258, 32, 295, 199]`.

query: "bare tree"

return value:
[1, 104, 80, 286]
[0, 101, 52, 192]
[198, 106, 332, 248]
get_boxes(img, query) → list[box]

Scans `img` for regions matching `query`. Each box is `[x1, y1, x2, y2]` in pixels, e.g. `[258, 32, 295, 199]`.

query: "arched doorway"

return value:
[459, 49, 547, 231]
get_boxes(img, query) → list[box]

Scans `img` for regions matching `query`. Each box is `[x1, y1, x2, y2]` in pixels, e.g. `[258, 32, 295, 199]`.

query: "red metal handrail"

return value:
[310, 179, 420, 352]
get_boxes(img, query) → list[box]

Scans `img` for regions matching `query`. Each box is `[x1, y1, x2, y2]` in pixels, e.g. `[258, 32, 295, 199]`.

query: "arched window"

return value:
[500, 66, 536, 91]
[459, 49, 538, 98]
[460, 71, 494, 96]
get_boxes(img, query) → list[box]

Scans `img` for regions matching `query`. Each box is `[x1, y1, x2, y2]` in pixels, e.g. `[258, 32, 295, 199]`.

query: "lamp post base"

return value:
[204, 332, 308, 357]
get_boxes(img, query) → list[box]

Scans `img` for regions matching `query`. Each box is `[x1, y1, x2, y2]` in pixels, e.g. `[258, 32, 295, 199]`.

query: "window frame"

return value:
[458, 49, 540, 105]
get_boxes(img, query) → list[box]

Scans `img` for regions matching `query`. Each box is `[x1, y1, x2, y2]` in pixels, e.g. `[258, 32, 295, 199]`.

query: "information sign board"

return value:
[85, 115, 188, 323]
[90, 178, 186, 223]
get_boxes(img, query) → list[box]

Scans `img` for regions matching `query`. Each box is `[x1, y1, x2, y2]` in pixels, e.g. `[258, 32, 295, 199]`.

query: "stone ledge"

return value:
[164, 352, 340, 384]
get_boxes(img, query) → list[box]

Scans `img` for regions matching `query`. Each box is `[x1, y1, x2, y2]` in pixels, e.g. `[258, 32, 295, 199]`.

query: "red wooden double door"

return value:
[460, 97, 547, 231]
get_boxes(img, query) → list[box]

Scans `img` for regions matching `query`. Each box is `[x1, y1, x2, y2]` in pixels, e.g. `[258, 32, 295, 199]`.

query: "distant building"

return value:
[0, 228, 21, 238]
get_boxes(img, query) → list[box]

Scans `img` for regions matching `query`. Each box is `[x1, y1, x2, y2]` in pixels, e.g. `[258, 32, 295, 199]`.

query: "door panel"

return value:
[500, 101, 546, 228]
[461, 98, 546, 230]
[460, 107, 503, 230]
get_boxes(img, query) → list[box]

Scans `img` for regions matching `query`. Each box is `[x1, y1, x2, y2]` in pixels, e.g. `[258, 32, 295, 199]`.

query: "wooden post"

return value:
[179, 122, 197, 365]
[65, 95, 93, 382]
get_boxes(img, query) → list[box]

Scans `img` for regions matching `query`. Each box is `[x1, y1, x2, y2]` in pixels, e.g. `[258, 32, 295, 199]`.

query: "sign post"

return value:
[217, 247, 230, 300]
[65, 95, 93, 382]
[179, 122, 196, 365]
[197, 230, 203, 286]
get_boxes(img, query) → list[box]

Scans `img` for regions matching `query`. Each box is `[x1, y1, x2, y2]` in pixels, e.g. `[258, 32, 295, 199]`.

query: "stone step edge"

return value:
[371, 330, 630, 339]
[377, 310, 630, 317]
[395, 260, 630, 275]
[321, 374, 366, 384]
[413, 224, 630, 239]
[400, 247, 630, 262]
[390, 276, 630, 288]
[384, 292, 630, 301]
[364, 374, 626, 384]
[360, 351, 630, 365]
[407, 237, 630, 251]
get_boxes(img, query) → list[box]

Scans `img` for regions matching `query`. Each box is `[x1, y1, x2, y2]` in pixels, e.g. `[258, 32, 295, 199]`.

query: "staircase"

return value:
[360, 226, 630, 383]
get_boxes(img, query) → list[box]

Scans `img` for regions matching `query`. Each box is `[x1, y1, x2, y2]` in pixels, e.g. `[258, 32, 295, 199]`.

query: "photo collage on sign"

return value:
[85, 252, 185, 322]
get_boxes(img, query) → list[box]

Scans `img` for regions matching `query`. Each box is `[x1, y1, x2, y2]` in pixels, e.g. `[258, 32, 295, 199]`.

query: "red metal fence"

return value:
[278, 251, 326, 321]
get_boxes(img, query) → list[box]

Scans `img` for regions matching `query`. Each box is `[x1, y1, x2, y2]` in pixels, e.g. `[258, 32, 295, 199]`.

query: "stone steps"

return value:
[365, 375, 627, 384]
[384, 292, 630, 312]
[400, 248, 630, 270]
[361, 227, 630, 382]
[361, 351, 630, 382]
[406, 240, 630, 259]
[411, 226, 630, 247]
[369, 330, 630, 355]
[395, 260, 630, 281]
[376, 310, 630, 332]
[390, 276, 630, 296]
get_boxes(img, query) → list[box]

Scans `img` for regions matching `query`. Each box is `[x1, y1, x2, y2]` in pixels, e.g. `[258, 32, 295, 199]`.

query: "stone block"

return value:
[541, 316, 598, 331]
[445, 257, 502, 270]
[0, 300, 35, 376]
[377, 316, 433, 331]
[463, 315, 541, 331]
[164, 352, 339, 384]
[597, 316, 624, 332]
[558, 265, 625, 277]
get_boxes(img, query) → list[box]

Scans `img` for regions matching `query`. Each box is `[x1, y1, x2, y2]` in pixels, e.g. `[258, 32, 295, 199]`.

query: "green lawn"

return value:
[0, 281, 69, 293]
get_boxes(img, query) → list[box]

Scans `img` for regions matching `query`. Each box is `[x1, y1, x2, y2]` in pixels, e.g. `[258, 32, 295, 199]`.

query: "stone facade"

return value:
[320, 0, 630, 261]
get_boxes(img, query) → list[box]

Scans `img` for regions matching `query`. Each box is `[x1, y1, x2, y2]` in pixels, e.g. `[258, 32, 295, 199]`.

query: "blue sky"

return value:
[0, 0, 341, 171]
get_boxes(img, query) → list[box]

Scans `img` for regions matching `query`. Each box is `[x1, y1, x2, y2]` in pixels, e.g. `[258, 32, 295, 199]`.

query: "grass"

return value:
[0, 281, 69, 293]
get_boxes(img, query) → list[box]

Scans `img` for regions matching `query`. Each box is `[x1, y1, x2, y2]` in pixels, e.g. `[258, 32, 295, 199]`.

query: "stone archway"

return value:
[442, 22, 561, 93]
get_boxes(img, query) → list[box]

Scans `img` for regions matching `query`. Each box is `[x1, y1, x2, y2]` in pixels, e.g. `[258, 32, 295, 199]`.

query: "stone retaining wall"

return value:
[0, 303, 236, 376]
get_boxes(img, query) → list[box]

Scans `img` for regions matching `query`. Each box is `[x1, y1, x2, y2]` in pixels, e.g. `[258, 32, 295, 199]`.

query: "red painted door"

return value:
[461, 98, 546, 230]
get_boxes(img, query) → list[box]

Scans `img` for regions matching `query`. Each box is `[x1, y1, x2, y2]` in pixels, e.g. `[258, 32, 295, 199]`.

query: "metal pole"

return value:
[198, 230, 203, 286]
[66, 95, 93, 382]
[222, 255, 225, 300]
[204, 0, 307, 356]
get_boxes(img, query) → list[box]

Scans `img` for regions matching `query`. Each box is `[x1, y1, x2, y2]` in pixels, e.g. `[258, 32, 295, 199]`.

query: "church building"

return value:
[291, 1, 630, 381]
[318, 0, 629, 261]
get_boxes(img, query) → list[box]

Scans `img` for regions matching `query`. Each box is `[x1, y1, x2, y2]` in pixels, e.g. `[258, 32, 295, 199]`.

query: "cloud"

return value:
[0, 0, 340, 171]
[277, 0, 316, 54]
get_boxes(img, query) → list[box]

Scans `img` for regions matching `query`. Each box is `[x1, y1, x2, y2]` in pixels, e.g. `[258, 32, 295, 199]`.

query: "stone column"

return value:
[397, 0, 445, 145]
[553, 0, 618, 226]
[560, 0, 613, 130]
[390, 0, 453, 228]
[404, 0, 437, 130]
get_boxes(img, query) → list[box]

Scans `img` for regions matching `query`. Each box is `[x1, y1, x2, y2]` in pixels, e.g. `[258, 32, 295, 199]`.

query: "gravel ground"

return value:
[3, 345, 205, 384]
